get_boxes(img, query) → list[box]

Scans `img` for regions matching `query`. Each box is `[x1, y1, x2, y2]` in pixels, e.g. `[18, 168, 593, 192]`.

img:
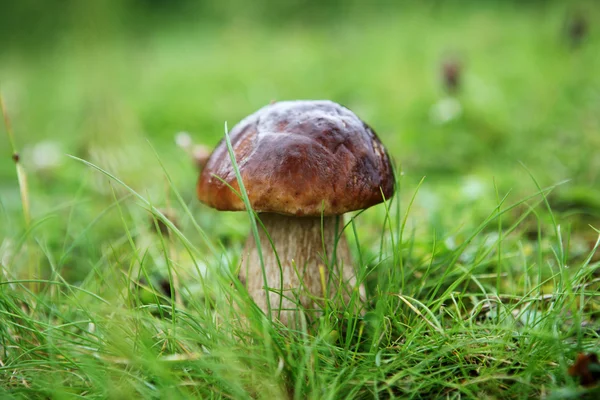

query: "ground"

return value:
[1, 1, 600, 398]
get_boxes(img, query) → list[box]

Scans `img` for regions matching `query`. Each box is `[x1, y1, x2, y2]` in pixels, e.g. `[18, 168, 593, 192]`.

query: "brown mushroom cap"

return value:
[197, 100, 394, 216]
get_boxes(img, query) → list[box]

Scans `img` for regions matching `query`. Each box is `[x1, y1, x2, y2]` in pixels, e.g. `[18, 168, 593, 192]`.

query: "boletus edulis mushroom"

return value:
[197, 100, 394, 326]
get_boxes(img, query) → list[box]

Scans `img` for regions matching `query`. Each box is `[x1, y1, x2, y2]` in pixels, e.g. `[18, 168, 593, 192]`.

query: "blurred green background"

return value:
[3, 4, 600, 397]
[1, 0, 599, 282]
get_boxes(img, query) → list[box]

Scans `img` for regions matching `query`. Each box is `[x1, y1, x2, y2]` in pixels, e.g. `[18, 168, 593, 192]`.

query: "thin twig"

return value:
[1, 93, 36, 292]
[0, 94, 31, 227]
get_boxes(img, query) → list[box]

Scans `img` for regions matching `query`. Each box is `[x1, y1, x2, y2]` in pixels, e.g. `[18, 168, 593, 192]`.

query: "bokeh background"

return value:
[1, 0, 599, 282]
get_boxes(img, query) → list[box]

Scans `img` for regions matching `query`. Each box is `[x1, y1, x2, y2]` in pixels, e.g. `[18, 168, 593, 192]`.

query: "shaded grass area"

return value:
[2, 2, 600, 398]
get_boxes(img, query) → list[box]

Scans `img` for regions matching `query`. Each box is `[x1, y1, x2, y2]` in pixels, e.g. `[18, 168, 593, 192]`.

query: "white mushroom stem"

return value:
[240, 213, 366, 327]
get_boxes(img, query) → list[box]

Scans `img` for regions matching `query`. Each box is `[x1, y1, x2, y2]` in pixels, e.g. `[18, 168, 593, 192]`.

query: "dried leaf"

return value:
[568, 353, 600, 387]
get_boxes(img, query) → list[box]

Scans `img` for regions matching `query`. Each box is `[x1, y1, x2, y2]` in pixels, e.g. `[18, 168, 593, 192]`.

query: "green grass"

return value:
[2, 2, 600, 398]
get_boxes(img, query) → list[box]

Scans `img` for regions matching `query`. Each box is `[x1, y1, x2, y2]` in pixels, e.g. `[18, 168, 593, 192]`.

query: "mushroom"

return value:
[197, 100, 394, 326]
